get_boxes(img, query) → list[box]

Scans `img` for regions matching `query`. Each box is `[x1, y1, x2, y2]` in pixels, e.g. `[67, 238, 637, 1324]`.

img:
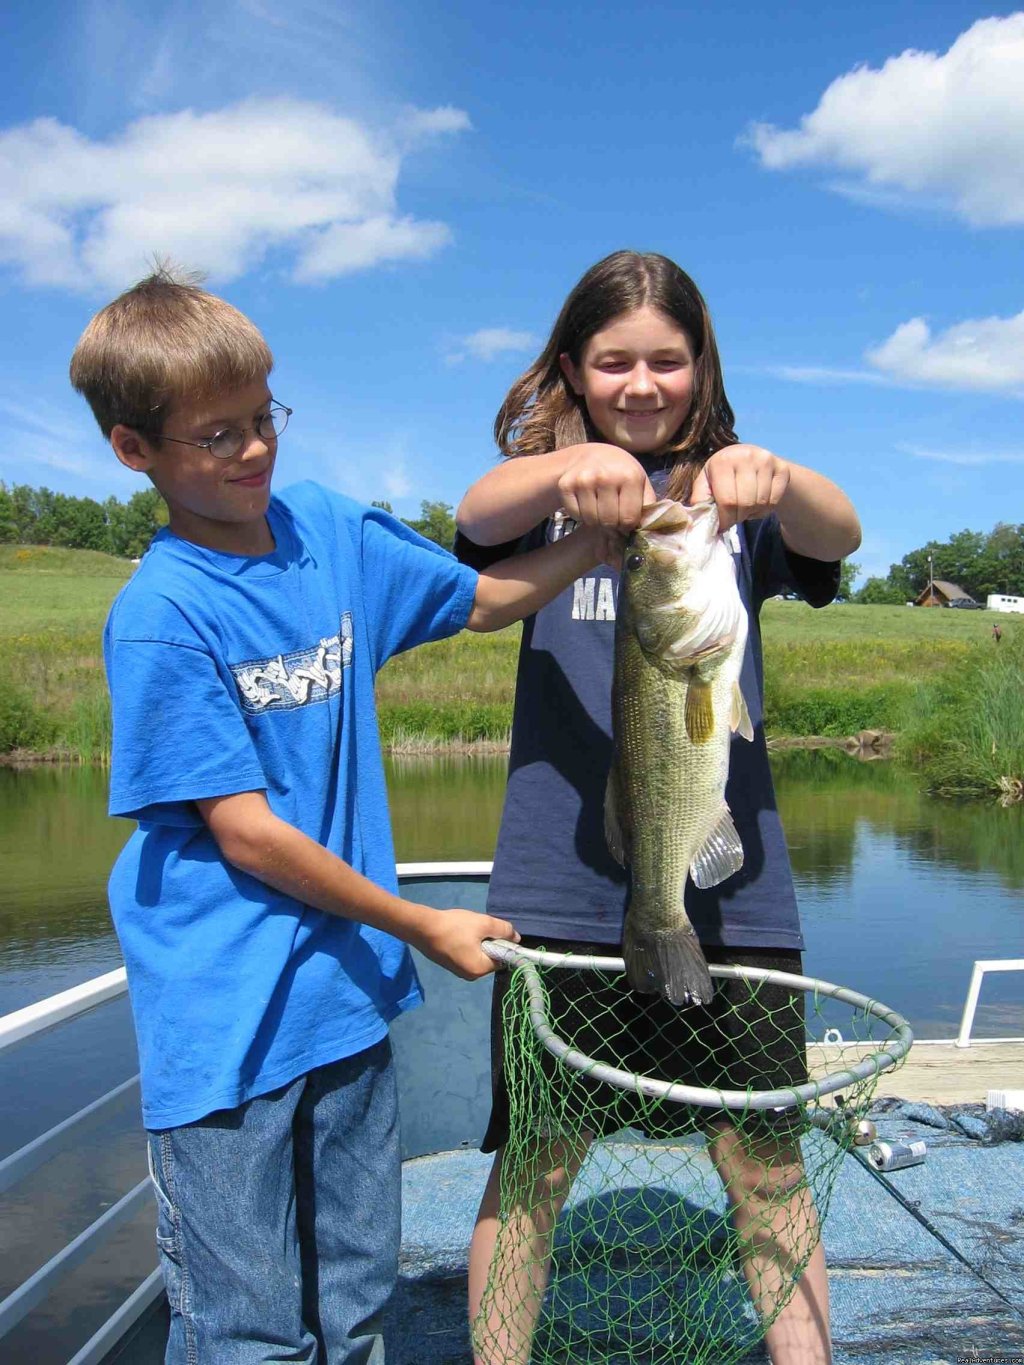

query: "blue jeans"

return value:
[147, 1036, 399, 1364]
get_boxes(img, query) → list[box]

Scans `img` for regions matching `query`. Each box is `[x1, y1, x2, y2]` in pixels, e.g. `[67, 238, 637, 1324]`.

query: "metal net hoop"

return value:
[483, 939, 913, 1112]
[473, 941, 914, 1365]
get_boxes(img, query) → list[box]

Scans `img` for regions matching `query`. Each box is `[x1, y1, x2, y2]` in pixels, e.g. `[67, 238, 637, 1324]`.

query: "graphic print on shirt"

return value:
[230, 613, 353, 713]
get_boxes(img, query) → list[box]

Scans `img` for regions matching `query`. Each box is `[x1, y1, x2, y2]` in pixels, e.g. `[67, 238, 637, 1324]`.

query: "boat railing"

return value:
[0, 862, 493, 1364]
[955, 957, 1024, 1048]
[0, 870, 1020, 1364]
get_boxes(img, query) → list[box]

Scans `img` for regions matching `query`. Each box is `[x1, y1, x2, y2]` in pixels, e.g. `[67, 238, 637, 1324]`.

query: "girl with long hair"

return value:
[455, 250, 861, 1365]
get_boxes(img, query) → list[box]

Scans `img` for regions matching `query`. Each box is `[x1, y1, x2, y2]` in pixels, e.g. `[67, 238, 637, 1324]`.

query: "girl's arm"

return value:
[690, 445, 861, 561]
[457, 443, 656, 545]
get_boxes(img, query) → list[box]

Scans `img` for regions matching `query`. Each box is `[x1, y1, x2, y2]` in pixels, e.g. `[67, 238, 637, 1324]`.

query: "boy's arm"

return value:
[465, 521, 618, 632]
[458, 444, 656, 546]
[197, 790, 518, 980]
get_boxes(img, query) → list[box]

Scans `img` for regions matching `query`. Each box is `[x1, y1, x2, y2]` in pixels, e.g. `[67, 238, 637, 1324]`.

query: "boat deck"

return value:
[812, 1038, 1024, 1105]
[102, 1096, 1024, 1365]
[4, 872, 1021, 1363]
[397, 1110, 1024, 1365]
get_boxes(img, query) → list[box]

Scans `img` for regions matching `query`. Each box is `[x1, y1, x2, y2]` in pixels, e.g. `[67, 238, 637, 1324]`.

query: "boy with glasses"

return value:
[70, 269, 608, 1364]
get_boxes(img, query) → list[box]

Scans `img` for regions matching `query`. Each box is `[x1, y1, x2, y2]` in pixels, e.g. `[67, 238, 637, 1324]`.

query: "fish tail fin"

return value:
[623, 919, 713, 1008]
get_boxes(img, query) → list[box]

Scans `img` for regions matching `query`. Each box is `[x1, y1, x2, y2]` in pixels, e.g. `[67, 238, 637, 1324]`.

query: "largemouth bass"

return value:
[605, 499, 753, 1007]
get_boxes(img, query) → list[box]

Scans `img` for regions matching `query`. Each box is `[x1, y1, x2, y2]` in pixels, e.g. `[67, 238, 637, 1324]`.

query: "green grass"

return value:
[896, 633, 1024, 797]
[1, 548, 1020, 785]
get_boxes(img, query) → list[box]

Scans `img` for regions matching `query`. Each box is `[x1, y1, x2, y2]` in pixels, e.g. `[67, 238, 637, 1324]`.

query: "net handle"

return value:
[482, 940, 913, 1112]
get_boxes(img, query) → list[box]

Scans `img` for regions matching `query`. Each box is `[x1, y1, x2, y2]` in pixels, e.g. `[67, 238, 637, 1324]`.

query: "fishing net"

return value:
[472, 945, 912, 1365]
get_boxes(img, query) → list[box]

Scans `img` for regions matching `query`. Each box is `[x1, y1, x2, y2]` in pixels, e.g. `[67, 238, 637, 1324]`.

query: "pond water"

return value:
[0, 754, 1021, 1361]
[2, 752, 1021, 1041]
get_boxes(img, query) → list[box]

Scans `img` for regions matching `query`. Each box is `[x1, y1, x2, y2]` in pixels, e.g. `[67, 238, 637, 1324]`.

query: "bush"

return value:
[763, 680, 908, 737]
[895, 635, 1024, 797]
[377, 701, 512, 747]
[0, 684, 54, 754]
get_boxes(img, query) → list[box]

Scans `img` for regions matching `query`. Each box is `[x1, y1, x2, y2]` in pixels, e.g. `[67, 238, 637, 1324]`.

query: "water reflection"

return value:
[773, 748, 1024, 893]
[0, 753, 1020, 1039]
[3, 754, 1021, 1364]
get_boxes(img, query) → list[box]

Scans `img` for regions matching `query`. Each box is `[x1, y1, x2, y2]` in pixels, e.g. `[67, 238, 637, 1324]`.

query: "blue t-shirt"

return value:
[104, 481, 478, 1129]
[454, 500, 838, 950]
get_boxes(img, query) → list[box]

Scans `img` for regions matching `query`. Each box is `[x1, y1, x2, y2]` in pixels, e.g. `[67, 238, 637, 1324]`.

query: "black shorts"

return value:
[482, 938, 808, 1153]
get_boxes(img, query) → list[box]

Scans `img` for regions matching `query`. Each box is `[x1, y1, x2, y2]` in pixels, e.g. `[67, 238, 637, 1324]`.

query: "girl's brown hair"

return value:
[494, 250, 736, 501]
[70, 266, 274, 438]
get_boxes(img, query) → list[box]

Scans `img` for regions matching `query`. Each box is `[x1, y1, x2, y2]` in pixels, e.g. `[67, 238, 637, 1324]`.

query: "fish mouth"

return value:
[632, 500, 719, 561]
[638, 499, 717, 534]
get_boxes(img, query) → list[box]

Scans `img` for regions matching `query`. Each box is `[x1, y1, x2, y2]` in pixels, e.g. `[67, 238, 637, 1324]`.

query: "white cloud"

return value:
[866, 311, 1024, 393]
[768, 364, 888, 387]
[899, 442, 1024, 467]
[402, 106, 473, 139]
[744, 14, 1024, 225]
[445, 327, 538, 365]
[384, 465, 412, 499]
[296, 216, 452, 283]
[0, 97, 469, 292]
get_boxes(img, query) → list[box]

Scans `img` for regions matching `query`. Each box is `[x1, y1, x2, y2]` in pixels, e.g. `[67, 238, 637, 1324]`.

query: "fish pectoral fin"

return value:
[685, 677, 715, 743]
[689, 804, 744, 889]
[730, 682, 754, 741]
[604, 770, 629, 865]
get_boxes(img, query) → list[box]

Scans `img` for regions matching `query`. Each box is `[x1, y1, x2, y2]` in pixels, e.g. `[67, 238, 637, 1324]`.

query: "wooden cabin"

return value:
[915, 578, 972, 607]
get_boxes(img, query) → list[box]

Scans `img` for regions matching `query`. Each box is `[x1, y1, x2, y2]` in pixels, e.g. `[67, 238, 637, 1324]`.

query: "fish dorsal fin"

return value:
[604, 769, 629, 865]
[689, 803, 744, 889]
[731, 682, 754, 741]
[685, 676, 715, 743]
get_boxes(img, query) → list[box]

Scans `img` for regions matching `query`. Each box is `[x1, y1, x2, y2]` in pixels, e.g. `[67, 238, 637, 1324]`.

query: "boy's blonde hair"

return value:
[70, 266, 274, 437]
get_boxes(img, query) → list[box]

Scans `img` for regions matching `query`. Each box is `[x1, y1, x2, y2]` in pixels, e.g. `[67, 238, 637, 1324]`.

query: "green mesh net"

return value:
[472, 948, 911, 1365]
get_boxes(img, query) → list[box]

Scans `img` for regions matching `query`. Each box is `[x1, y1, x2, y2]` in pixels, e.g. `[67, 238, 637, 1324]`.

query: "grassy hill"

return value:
[1, 547, 1019, 777]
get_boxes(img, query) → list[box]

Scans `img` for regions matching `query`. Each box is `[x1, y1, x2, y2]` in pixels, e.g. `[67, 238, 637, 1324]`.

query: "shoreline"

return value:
[1, 731, 896, 767]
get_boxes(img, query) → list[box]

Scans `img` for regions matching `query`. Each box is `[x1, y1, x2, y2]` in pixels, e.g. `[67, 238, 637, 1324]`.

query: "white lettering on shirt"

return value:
[572, 577, 596, 620]
[595, 578, 616, 621]
[572, 577, 617, 622]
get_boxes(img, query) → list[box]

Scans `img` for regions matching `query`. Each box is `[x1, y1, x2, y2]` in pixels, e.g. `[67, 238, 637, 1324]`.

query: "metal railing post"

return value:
[956, 958, 1024, 1047]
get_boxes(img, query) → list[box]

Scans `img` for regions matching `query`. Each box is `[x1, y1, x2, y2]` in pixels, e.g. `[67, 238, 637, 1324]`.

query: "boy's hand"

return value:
[412, 907, 520, 980]
[690, 444, 791, 532]
[574, 522, 628, 572]
[558, 444, 657, 532]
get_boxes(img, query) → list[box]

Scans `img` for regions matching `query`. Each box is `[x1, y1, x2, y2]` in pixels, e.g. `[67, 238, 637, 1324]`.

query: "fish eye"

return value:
[625, 552, 645, 572]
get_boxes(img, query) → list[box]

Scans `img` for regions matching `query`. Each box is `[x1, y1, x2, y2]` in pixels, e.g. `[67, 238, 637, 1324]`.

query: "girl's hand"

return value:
[557, 444, 657, 532]
[689, 444, 791, 532]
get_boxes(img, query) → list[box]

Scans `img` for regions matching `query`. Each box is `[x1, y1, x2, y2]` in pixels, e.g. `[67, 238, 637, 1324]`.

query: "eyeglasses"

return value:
[155, 404, 292, 461]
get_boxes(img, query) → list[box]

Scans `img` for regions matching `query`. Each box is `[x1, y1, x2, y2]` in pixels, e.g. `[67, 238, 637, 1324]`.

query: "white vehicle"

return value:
[986, 594, 1024, 614]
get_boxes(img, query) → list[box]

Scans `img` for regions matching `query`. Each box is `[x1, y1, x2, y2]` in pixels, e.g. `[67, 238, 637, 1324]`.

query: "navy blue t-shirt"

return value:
[455, 501, 838, 950]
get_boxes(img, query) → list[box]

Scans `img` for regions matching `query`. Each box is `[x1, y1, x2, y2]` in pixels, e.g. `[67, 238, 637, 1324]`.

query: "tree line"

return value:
[3, 482, 1020, 605]
[853, 523, 1024, 605]
[0, 483, 170, 560]
[0, 484, 459, 559]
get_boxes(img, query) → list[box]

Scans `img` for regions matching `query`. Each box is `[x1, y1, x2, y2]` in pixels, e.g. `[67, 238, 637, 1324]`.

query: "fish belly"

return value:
[612, 633, 732, 1004]
[616, 656, 729, 925]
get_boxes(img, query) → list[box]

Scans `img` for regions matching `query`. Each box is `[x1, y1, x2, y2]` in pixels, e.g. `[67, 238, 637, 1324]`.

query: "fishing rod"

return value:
[816, 1111, 1024, 1323]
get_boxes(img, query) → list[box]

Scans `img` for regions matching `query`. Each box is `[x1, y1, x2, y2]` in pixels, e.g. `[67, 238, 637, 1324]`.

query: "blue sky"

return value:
[2, 0, 1023, 583]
